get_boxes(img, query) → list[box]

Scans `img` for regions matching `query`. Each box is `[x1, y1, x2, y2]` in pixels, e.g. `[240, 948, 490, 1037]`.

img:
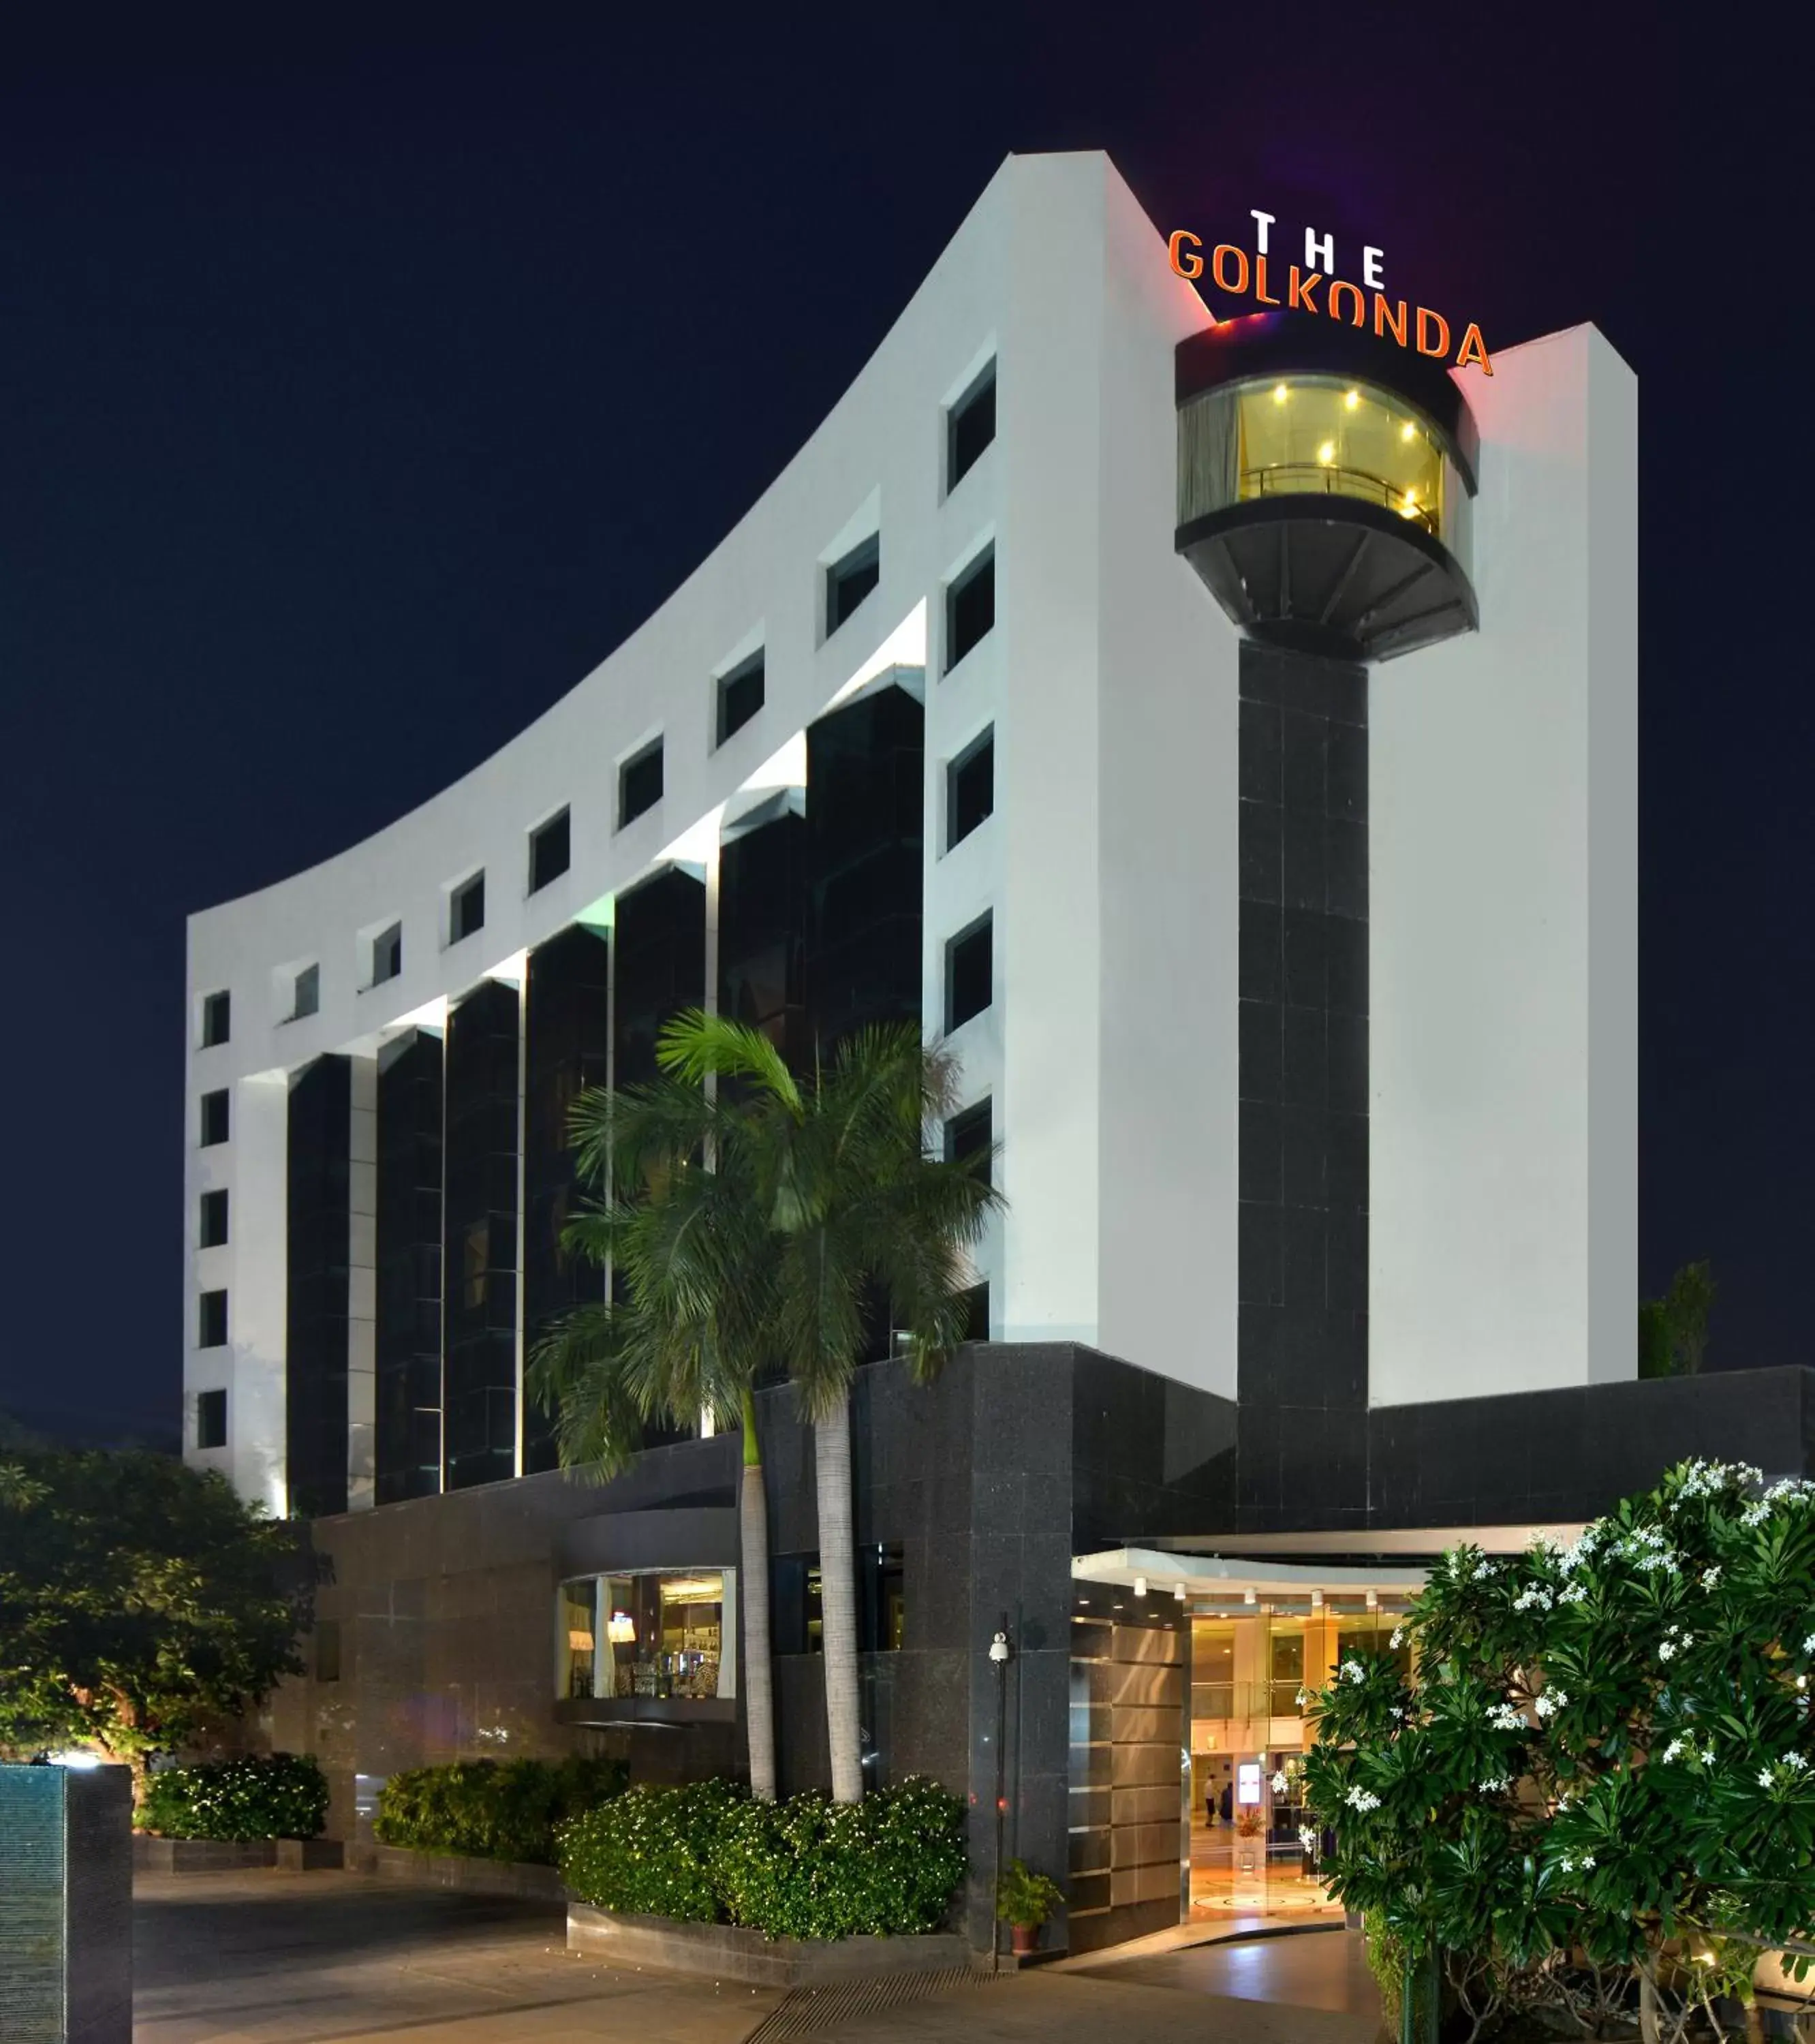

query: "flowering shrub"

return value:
[1304, 1460, 1815, 2043]
[136, 1752, 327, 1840]
[558, 1776, 965, 1940]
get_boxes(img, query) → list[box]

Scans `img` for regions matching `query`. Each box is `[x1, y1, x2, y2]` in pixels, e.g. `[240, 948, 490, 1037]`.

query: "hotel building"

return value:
[183, 151, 1806, 1952]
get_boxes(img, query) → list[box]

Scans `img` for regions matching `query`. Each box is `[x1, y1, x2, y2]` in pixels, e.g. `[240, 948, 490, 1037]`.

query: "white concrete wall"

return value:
[1369, 325, 1638, 1405]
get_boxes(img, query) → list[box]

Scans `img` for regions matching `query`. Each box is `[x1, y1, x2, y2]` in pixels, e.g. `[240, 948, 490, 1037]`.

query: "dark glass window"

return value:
[451, 873, 485, 944]
[373, 922, 403, 985]
[945, 915, 993, 1032]
[775, 1549, 904, 1654]
[947, 362, 996, 489]
[196, 1387, 227, 1450]
[944, 1098, 993, 1185]
[200, 1089, 229, 1147]
[529, 808, 570, 893]
[201, 990, 230, 1047]
[198, 1289, 228, 1348]
[960, 1279, 989, 1342]
[826, 534, 880, 635]
[315, 1618, 341, 1683]
[716, 651, 766, 747]
[945, 546, 995, 672]
[619, 740, 664, 828]
[200, 1187, 229, 1249]
[947, 728, 994, 848]
[291, 963, 320, 1020]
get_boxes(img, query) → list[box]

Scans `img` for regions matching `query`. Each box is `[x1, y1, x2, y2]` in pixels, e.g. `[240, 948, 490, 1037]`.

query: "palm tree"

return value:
[528, 1066, 783, 1801]
[655, 1011, 1002, 1803]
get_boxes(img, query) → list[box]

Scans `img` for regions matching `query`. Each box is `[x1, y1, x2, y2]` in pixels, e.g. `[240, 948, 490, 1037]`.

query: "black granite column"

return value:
[1236, 643, 1369, 1528]
[375, 1027, 444, 1504]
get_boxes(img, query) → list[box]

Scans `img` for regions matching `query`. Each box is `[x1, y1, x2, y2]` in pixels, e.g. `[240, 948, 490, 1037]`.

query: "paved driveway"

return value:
[134, 1873, 1382, 2044]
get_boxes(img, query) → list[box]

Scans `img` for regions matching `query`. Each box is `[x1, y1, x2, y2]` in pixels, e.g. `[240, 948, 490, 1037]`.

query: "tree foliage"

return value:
[1639, 1262, 1717, 1379]
[1304, 1459, 1815, 2043]
[0, 1446, 315, 1776]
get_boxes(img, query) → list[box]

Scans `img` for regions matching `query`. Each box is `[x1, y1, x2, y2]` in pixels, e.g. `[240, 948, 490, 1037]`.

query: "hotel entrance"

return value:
[1072, 1548, 1421, 1930]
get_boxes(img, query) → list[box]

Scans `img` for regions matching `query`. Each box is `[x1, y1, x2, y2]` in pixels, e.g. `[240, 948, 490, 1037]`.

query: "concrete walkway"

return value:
[134, 1870, 1384, 2044]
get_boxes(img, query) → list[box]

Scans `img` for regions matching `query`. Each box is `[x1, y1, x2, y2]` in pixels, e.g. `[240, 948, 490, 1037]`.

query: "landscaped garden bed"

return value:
[558, 1775, 969, 1979]
[133, 1753, 331, 1871]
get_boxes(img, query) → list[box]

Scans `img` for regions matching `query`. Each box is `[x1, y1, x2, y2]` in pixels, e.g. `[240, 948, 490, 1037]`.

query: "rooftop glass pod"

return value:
[1174, 319, 1480, 662]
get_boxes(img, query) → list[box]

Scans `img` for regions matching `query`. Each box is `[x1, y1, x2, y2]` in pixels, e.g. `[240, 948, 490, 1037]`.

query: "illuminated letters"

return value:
[1455, 322, 1494, 375]
[1373, 295, 1407, 346]
[1363, 245, 1384, 288]
[1168, 230, 1204, 280]
[1416, 306, 1451, 358]
[1304, 226, 1334, 273]
[1211, 244, 1250, 294]
[1254, 256, 1281, 306]
[1250, 208, 1275, 253]
[1288, 265, 1322, 313]
[1329, 279, 1365, 326]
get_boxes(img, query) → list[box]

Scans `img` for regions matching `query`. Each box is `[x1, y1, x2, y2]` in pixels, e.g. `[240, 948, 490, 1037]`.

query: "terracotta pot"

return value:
[1010, 1922, 1039, 1956]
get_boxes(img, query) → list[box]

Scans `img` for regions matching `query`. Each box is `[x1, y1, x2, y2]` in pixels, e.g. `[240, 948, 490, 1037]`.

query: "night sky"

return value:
[1, 12, 1803, 1442]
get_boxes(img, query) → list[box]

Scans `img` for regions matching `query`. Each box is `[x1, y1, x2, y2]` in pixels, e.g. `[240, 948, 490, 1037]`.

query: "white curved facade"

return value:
[184, 150, 1637, 1518]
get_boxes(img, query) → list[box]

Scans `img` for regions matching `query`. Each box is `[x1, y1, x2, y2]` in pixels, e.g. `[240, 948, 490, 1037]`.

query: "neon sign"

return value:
[1167, 210, 1492, 377]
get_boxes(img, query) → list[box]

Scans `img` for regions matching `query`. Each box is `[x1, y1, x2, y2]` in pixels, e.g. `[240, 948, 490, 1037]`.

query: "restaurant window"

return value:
[559, 1579, 598, 1700]
[556, 1568, 733, 1701]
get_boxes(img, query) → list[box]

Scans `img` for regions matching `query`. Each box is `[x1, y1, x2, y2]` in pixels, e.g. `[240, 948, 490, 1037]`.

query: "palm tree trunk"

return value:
[814, 1391, 864, 1803]
[739, 1387, 777, 1803]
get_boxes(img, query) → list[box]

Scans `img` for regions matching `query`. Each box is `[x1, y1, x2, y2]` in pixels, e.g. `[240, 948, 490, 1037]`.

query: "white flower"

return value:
[1581, 1855, 1596, 1870]
[1784, 1752, 1808, 1773]
[1660, 1737, 1687, 1764]
[1489, 1703, 1525, 1731]
[1559, 1581, 1587, 1605]
[1345, 1786, 1381, 1813]
[1701, 1566, 1721, 1590]
[1535, 1689, 1568, 1718]
[1390, 1627, 1405, 1650]
[1513, 1585, 1554, 1613]
[1295, 1688, 1312, 1707]
[1298, 1825, 1318, 1851]
[1559, 1852, 1576, 1872]
[1478, 1773, 1510, 1793]
[1659, 1639, 1679, 1662]
[1760, 1767, 1776, 1790]
[1271, 1770, 1290, 1795]
[1340, 1660, 1365, 1684]
[1702, 1745, 1716, 1766]
[1473, 1561, 1493, 1581]
[1803, 1634, 1815, 1656]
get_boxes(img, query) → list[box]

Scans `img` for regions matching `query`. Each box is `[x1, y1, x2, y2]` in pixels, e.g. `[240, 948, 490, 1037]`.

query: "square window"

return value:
[825, 534, 880, 636]
[201, 990, 230, 1048]
[196, 1387, 228, 1451]
[944, 1098, 993, 1186]
[947, 728, 994, 849]
[945, 915, 993, 1032]
[373, 922, 403, 985]
[200, 1188, 229, 1249]
[947, 361, 996, 491]
[451, 872, 486, 944]
[290, 963, 320, 1020]
[618, 741, 664, 829]
[945, 546, 995, 672]
[529, 808, 570, 893]
[198, 1289, 229, 1349]
[200, 1089, 230, 1147]
[716, 651, 765, 747]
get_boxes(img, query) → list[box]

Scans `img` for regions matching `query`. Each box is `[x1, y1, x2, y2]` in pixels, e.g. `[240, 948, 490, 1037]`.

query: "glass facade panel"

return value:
[375, 1027, 444, 1505]
[825, 534, 880, 634]
[286, 1053, 352, 1517]
[572, 1570, 730, 1701]
[719, 808, 809, 1072]
[441, 980, 519, 1491]
[559, 1579, 598, 1699]
[948, 363, 995, 489]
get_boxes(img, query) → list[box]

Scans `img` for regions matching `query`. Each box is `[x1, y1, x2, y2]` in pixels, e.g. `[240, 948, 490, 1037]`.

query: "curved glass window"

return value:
[1179, 376, 1472, 568]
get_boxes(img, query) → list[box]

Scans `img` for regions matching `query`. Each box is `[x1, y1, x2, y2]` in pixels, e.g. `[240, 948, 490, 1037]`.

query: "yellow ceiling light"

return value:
[1344, 388, 1360, 410]
[1316, 440, 1335, 465]
[1273, 382, 1289, 403]
[1398, 489, 1421, 519]
[1400, 420, 1416, 442]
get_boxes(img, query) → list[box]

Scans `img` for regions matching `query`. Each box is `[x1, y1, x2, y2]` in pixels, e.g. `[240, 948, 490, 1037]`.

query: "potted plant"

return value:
[995, 1858, 1064, 1957]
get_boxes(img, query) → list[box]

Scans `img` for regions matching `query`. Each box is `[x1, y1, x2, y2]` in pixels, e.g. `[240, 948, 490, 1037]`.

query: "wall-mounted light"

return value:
[1133, 1575, 1148, 1599]
[1244, 1588, 1258, 1606]
[987, 1630, 1010, 1665]
[1175, 1582, 1188, 1602]
[1366, 1590, 1379, 1611]
[1311, 1590, 1324, 1612]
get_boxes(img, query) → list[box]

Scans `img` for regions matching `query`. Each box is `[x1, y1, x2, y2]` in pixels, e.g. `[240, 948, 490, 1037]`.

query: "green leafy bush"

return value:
[1305, 1458, 1815, 2042]
[375, 1755, 628, 1866]
[137, 1752, 328, 1840]
[559, 1776, 966, 1940]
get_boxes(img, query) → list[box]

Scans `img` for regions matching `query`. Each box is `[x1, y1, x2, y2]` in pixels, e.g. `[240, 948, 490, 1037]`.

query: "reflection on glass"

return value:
[559, 1581, 595, 1700]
